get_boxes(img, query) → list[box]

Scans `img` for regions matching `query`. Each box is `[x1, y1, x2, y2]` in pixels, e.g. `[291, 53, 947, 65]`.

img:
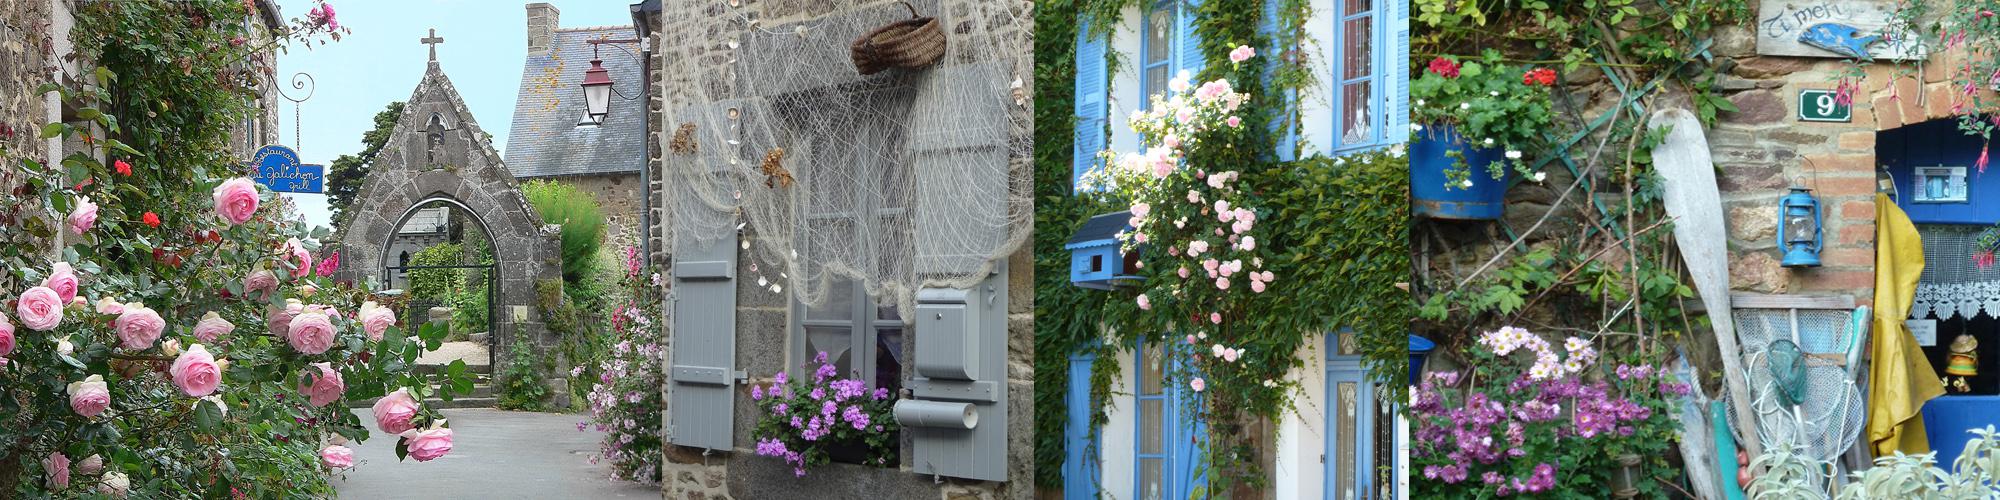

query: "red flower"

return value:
[1520, 68, 1558, 86]
[142, 212, 161, 228]
[1428, 57, 1460, 78]
[114, 160, 132, 176]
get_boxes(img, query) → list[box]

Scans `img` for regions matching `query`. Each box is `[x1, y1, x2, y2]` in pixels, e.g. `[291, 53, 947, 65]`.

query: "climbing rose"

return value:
[114, 304, 165, 350]
[320, 445, 355, 468]
[401, 426, 454, 462]
[281, 238, 314, 277]
[1190, 377, 1206, 392]
[45, 452, 68, 489]
[317, 250, 341, 277]
[67, 375, 109, 417]
[169, 344, 222, 397]
[211, 177, 261, 226]
[17, 286, 64, 331]
[372, 388, 420, 434]
[193, 311, 235, 343]
[301, 362, 345, 408]
[1228, 44, 1255, 63]
[1136, 294, 1151, 310]
[1427, 57, 1460, 78]
[67, 197, 97, 235]
[74, 454, 102, 476]
[113, 159, 132, 176]
[244, 270, 279, 300]
[44, 262, 79, 302]
[286, 308, 336, 355]
[0, 313, 13, 356]
[98, 471, 129, 498]
[141, 212, 161, 228]
[267, 299, 304, 336]
[94, 296, 122, 315]
[358, 301, 395, 341]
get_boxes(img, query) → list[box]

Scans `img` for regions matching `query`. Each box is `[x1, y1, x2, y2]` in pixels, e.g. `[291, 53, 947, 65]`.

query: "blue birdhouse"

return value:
[1065, 211, 1141, 290]
[1778, 187, 1823, 268]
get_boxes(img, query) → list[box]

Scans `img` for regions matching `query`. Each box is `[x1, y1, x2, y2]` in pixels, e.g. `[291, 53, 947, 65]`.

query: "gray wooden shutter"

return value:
[668, 231, 739, 450]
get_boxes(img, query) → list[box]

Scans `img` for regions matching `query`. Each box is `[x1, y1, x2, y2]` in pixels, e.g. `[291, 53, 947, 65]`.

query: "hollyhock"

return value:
[212, 177, 261, 225]
[301, 362, 345, 407]
[281, 238, 314, 277]
[169, 344, 223, 397]
[402, 426, 454, 462]
[320, 445, 355, 468]
[286, 308, 336, 355]
[68, 375, 110, 417]
[18, 287, 64, 331]
[114, 304, 165, 349]
[193, 311, 235, 343]
[44, 262, 80, 302]
[373, 388, 420, 434]
[68, 197, 98, 235]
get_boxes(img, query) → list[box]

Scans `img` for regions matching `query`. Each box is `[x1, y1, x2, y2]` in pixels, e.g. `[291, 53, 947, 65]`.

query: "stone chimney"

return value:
[526, 3, 559, 55]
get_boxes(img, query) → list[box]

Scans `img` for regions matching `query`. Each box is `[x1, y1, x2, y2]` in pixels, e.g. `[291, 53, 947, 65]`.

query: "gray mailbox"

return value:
[899, 264, 1008, 482]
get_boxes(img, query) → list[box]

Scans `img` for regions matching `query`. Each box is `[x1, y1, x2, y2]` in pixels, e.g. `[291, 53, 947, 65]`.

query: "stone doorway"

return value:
[381, 197, 499, 364]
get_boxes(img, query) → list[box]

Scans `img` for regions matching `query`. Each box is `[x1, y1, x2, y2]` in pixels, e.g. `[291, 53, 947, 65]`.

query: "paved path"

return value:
[334, 408, 656, 499]
[416, 340, 491, 367]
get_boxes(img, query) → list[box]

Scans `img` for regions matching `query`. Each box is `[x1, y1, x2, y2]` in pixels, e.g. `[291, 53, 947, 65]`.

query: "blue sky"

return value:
[273, 0, 639, 227]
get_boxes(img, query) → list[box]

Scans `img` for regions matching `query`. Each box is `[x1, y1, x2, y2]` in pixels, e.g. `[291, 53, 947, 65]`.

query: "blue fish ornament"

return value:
[1798, 22, 1881, 58]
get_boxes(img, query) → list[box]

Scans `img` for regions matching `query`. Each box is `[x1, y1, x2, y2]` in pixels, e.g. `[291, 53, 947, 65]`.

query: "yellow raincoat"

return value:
[1869, 193, 1946, 456]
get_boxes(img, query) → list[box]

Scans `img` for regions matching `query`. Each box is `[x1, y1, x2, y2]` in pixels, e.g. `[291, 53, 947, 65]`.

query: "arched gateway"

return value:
[332, 45, 563, 390]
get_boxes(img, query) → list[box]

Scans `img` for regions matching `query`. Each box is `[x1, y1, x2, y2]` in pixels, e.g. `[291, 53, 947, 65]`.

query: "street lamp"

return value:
[580, 57, 613, 125]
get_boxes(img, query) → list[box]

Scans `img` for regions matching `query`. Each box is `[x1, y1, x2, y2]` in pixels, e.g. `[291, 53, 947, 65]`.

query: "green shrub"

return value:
[495, 330, 551, 412]
[521, 180, 606, 283]
[407, 242, 464, 301]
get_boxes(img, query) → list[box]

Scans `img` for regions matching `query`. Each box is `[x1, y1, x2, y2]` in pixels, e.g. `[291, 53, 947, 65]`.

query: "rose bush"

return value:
[0, 1, 470, 497]
[580, 247, 665, 483]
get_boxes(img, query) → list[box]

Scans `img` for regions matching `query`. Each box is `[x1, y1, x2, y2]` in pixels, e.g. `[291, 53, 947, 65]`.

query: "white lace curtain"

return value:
[1912, 224, 2000, 320]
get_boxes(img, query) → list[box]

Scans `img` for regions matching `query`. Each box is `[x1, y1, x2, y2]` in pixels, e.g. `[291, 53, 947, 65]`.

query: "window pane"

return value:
[1345, 0, 1372, 15]
[1341, 82, 1372, 145]
[1138, 458, 1164, 500]
[807, 276, 856, 320]
[1336, 382, 1358, 499]
[1141, 399, 1165, 454]
[806, 326, 854, 373]
[1141, 345, 1165, 395]
[876, 328, 904, 392]
[1342, 17, 1371, 80]
[877, 304, 901, 322]
[1146, 67, 1171, 106]
[1145, 8, 1172, 64]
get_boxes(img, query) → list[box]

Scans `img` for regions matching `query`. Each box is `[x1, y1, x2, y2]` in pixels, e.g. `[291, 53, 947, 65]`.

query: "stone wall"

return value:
[0, 0, 50, 173]
[653, 0, 1033, 498]
[534, 172, 644, 245]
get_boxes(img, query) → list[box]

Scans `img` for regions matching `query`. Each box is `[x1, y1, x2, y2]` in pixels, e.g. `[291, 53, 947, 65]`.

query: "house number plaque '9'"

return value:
[1798, 89, 1850, 122]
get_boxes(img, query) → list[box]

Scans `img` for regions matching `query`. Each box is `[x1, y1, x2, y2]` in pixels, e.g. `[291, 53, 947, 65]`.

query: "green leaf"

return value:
[40, 122, 65, 139]
[195, 399, 224, 431]
[394, 437, 410, 461]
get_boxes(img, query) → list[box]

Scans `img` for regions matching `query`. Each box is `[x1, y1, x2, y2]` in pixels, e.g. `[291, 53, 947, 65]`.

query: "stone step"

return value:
[346, 383, 495, 409]
[411, 363, 492, 376]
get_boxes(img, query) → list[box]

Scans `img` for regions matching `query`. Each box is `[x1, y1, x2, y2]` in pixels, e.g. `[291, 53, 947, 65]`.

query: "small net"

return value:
[661, 0, 1031, 316]
[1727, 308, 1866, 466]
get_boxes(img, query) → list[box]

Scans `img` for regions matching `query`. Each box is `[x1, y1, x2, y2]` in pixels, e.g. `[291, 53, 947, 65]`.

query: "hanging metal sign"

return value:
[249, 145, 325, 193]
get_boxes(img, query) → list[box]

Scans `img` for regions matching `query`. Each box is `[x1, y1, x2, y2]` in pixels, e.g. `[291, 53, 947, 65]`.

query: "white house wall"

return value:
[1106, 4, 1146, 159]
[1296, 0, 1337, 159]
[1276, 333, 1327, 500]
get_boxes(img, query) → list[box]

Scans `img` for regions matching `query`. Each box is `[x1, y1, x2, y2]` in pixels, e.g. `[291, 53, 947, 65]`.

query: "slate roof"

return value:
[504, 26, 646, 178]
[1065, 211, 1135, 247]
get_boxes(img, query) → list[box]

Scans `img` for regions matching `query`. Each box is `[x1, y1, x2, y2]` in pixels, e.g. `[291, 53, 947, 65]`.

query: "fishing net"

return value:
[659, 0, 1031, 316]
[1913, 224, 2000, 320]
[1728, 307, 1867, 466]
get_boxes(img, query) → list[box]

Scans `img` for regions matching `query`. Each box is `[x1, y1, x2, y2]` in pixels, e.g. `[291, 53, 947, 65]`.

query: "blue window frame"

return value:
[1140, 3, 1175, 110]
[1063, 350, 1102, 500]
[1331, 0, 1410, 154]
[1135, 340, 1206, 500]
[1326, 330, 1378, 499]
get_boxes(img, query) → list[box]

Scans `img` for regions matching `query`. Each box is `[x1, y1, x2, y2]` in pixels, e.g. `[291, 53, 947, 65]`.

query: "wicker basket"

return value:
[850, 2, 946, 75]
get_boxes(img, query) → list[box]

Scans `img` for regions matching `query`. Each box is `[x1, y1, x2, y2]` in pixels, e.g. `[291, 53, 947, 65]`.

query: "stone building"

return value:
[504, 2, 652, 246]
[644, 0, 1034, 498]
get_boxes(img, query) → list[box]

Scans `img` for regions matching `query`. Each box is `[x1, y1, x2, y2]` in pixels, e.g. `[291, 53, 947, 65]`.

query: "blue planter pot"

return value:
[1409, 334, 1434, 386]
[1410, 125, 1510, 220]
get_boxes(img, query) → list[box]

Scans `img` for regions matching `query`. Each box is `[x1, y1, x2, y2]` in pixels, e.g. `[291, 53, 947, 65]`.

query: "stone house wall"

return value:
[533, 172, 645, 246]
[0, 0, 51, 170]
[651, 0, 1032, 499]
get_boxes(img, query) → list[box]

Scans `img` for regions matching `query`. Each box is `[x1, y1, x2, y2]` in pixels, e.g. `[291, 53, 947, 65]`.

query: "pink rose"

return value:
[44, 262, 79, 303]
[98, 471, 129, 498]
[67, 197, 98, 235]
[74, 455, 102, 476]
[267, 299, 303, 336]
[301, 362, 345, 408]
[400, 427, 454, 462]
[113, 304, 165, 350]
[281, 238, 314, 278]
[1190, 377, 1206, 392]
[243, 270, 278, 300]
[1226, 115, 1242, 127]
[1210, 312, 1222, 324]
[358, 301, 395, 341]
[1251, 280, 1266, 293]
[45, 452, 68, 489]
[372, 388, 420, 434]
[17, 286, 64, 331]
[286, 309, 336, 355]
[320, 445, 354, 469]
[94, 297, 123, 315]
[1136, 294, 1151, 310]
[211, 177, 260, 225]
[67, 375, 109, 417]
[1228, 44, 1255, 63]
[0, 312, 13, 356]
[193, 312, 235, 344]
[169, 344, 222, 397]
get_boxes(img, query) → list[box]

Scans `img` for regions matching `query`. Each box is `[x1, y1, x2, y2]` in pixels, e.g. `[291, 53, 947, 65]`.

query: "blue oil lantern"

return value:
[1777, 187, 1822, 268]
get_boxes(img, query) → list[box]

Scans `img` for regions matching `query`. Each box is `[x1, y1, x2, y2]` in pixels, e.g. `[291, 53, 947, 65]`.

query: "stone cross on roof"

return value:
[421, 28, 444, 61]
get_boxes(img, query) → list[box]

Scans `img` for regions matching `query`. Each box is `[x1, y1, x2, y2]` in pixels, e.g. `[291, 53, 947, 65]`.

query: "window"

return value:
[792, 277, 906, 392]
[1330, 0, 1409, 153]
[1134, 340, 1205, 500]
[1140, 3, 1175, 109]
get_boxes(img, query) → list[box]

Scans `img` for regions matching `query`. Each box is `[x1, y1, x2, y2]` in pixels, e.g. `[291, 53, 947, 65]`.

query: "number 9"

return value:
[1817, 94, 1836, 116]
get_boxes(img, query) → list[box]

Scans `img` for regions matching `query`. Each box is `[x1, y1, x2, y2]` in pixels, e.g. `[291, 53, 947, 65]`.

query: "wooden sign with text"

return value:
[1757, 0, 1924, 60]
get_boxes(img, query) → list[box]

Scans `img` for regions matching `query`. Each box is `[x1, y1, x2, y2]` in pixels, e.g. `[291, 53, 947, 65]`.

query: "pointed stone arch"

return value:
[333, 60, 563, 384]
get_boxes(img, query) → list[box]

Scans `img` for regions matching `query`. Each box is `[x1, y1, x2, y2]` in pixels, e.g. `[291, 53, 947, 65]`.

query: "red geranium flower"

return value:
[142, 212, 161, 228]
[1428, 57, 1460, 78]
[114, 160, 132, 176]
[1523, 68, 1558, 86]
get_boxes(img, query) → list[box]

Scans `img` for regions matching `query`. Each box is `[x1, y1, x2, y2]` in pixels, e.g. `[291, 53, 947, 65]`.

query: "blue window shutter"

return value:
[1171, 347, 1208, 496]
[1384, 0, 1410, 146]
[1175, 1, 1205, 77]
[1261, 0, 1297, 161]
[1064, 351, 1101, 500]
[1073, 19, 1109, 193]
[667, 232, 739, 451]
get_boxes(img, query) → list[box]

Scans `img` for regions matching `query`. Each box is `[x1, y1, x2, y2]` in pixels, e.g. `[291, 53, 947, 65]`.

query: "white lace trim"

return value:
[1911, 281, 2000, 320]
